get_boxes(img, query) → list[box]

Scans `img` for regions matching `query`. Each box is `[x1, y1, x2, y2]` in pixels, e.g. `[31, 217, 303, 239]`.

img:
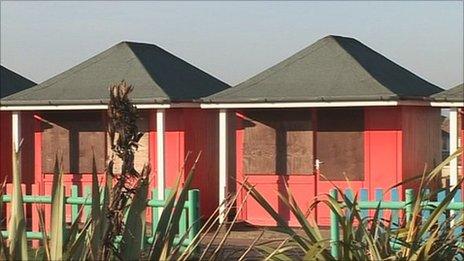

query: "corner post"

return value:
[449, 107, 458, 188]
[330, 189, 339, 259]
[156, 109, 166, 208]
[218, 109, 228, 224]
[12, 111, 22, 165]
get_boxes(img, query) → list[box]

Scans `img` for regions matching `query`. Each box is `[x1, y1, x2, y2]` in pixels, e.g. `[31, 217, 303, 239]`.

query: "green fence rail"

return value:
[0, 185, 200, 249]
[329, 188, 463, 259]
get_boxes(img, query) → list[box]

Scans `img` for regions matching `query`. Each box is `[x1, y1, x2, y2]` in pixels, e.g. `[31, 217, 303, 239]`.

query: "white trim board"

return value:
[0, 102, 200, 111]
[201, 100, 430, 109]
[430, 102, 464, 108]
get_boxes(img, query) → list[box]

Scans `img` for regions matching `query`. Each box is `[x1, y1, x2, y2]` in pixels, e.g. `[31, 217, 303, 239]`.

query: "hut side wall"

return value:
[236, 107, 407, 226]
[0, 111, 35, 186]
[401, 106, 442, 192]
[316, 107, 403, 224]
[148, 108, 220, 218]
[0, 111, 12, 183]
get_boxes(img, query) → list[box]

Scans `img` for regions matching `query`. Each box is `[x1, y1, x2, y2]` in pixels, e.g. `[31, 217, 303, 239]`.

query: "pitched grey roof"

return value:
[203, 35, 443, 103]
[1, 42, 230, 106]
[0, 66, 36, 98]
[431, 84, 463, 102]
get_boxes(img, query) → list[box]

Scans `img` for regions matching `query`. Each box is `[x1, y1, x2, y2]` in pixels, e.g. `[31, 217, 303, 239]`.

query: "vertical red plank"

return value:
[33, 114, 43, 194]
[0, 112, 12, 183]
[235, 111, 245, 220]
[365, 107, 402, 199]
[31, 184, 39, 248]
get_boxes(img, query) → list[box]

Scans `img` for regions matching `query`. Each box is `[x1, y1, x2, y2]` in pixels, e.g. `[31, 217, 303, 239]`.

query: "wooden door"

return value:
[237, 110, 317, 226]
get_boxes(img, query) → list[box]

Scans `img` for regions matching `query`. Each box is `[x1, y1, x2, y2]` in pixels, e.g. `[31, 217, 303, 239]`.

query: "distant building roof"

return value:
[431, 83, 464, 102]
[203, 35, 443, 103]
[0, 66, 36, 98]
[1, 41, 230, 106]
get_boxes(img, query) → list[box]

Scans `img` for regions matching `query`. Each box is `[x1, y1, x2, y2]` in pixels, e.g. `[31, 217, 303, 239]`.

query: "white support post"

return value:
[449, 108, 458, 188]
[12, 111, 21, 173]
[156, 109, 166, 205]
[219, 109, 228, 224]
[12, 111, 21, 153]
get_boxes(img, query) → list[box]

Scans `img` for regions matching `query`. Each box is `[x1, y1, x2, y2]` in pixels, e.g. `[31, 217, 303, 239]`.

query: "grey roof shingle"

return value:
[1, 42, 230, 105]
[0, 66, 36, 98]
[203, 35, 443, 103]
[431, 84, 463, 102]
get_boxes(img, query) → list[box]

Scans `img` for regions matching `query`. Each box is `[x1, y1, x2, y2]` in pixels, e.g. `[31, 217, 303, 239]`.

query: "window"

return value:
[316, 108, 364, 181]
[40, 112, 106, 174]
[243, 109, 313, 175]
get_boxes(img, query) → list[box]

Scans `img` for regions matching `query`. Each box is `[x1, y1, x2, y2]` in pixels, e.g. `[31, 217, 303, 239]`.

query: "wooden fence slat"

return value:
[1, 185, 201, 250]
[375, 188, 384, 220]
[390, 188, 399, 229]
[360, 189, 368, 219]
[84, 186, 91, 219]
[437, 189, 447, 225]
[453, 189, 462, 240]
[421, 188, 431, 240]
[344, 189, 354, 218]
[151, 188, 158, 237]
[71, 185, 79, 223]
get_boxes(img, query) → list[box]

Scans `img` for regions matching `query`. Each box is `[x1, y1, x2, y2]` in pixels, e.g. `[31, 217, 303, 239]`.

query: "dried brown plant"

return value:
[102, 81, 150, 260]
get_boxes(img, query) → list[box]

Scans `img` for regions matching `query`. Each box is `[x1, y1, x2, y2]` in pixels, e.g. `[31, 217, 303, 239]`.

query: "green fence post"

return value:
[188, 189, 200, 243]
[152, 188, 158, 239]
[84, 186, 91, 219]
[405, 189, 414, 222]
[71, 185, 79, 223]
[330, 189, 340, 260]
[62, 184, 68, 241]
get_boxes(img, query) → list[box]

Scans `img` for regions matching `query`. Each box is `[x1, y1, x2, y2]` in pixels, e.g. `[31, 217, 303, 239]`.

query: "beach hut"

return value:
[0, 66, 36, 185]
[431, 84, 464, 189]
[202, 35, 444, 225]
[0, 42, 230, 218]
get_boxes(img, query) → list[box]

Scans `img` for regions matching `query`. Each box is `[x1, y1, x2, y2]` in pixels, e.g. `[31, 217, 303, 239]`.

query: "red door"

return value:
[235, 110, 317, 226]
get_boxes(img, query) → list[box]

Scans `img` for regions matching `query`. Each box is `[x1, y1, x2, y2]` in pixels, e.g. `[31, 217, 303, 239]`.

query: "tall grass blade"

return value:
[49, 156, 64, 260]
[7, 149, 27, 260]
[90, 155, 102, 259]
[121, 166, 149, 260]
[0, 180, 9, 261]
[162, 153, 201, 259]
[149, 152, 192, 260]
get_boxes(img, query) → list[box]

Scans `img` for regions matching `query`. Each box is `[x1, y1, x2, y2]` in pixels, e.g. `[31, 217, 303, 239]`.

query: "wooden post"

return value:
[330, 189, 339, 259]
[188, 189, 200, 243]
[12, 111, 21, 162]
[218, 109, 228, 224]
[405, 189, 414, 222]
[156, 109, 166, 214]
[449, 108, 458, 188]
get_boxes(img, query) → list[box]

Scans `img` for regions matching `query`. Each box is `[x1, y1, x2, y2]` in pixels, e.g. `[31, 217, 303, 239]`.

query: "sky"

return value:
[1, 1, 463, 89]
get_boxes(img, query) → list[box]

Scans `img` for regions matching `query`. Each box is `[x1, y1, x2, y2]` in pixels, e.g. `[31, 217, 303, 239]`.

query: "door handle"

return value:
[315, 159, 324, 171]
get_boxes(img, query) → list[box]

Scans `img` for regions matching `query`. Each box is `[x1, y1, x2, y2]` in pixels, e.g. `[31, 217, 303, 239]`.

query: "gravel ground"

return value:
[197, 222, 331, 260]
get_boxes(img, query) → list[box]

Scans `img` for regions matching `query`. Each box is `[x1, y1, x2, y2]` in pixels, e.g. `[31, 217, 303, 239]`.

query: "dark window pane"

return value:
[41, 112, 106, 174]
[243, 109, 313, 175]
[316, 108, 364, 181]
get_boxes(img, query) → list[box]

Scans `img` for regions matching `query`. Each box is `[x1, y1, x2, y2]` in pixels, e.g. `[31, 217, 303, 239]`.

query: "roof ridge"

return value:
[210, 37, 332, 99]
[5, 42, 127, 100]
[124, 42, 170, 101]
[331, 37, 396, 97]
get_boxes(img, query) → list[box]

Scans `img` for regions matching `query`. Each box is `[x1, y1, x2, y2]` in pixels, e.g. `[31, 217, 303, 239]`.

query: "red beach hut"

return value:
[202, 35, 444, 226]
[0, 42, 230, 218]
[0, 66, 36, 186]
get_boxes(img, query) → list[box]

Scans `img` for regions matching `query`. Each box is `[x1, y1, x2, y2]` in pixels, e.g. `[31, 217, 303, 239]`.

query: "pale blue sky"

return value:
[1, 1, 463, 89]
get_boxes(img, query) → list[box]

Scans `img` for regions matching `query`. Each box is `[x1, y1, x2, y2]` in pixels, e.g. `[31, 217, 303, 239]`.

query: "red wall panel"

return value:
[0, 111, 12, 183]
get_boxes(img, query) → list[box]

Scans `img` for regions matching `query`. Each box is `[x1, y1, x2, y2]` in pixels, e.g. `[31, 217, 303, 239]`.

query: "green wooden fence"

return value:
[0, 185, 200, 249]
[329, 188, 463, 259]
